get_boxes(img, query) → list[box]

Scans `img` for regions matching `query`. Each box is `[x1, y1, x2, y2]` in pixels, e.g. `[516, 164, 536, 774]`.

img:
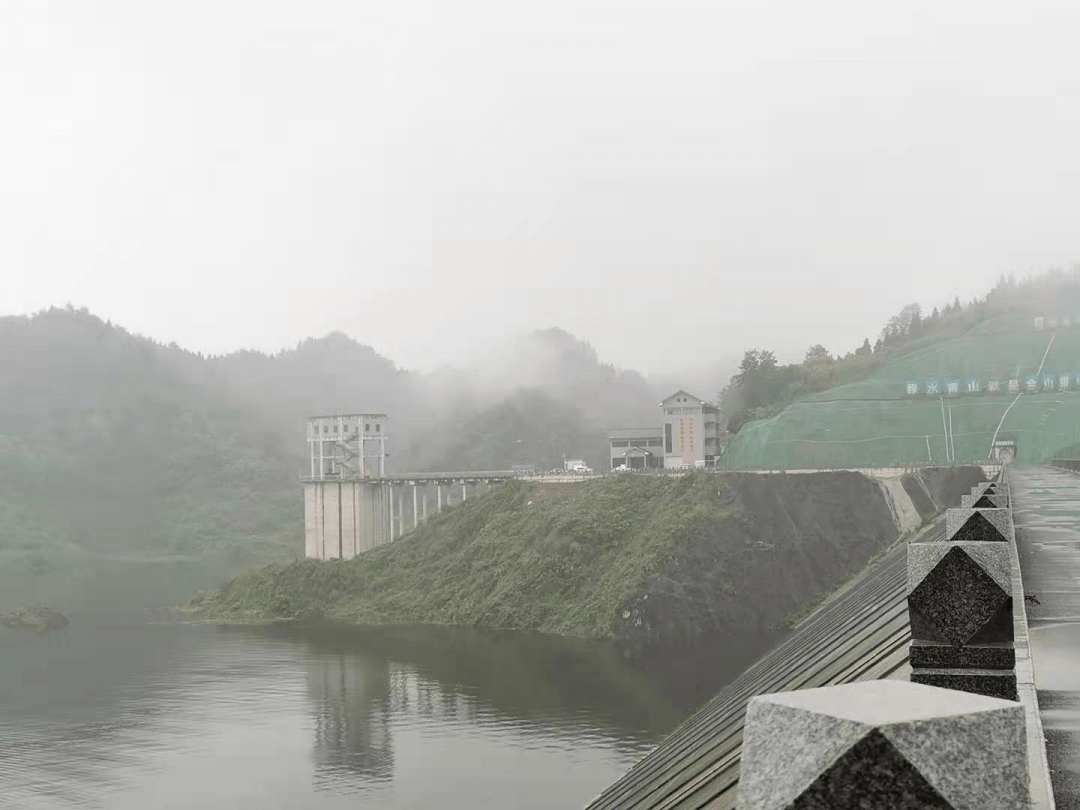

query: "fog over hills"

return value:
[0, 308, 669, 596]
[2, 270, 1073, 609]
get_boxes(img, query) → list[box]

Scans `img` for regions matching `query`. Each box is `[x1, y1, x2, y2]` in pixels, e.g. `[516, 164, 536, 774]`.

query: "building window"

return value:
[323, 426, 328, 433]
[365, 423, 370, 432]
[376, 424, 381, 432]
[665, 423, 672, 453]
[647, 439, 662, 446]
[611, 440, 629, 447]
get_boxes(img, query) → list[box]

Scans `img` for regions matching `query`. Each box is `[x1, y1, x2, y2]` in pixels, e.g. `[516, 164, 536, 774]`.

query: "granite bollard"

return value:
[944, 507, 1010, 542]
[907, 539, 1018, 700]
[961, 492, 1009, 509]
[908, 639, 1015, 669]
[908, 541, 1013, 645]
[738, 680, 1027, 810]
[911, 667, 1018, 701]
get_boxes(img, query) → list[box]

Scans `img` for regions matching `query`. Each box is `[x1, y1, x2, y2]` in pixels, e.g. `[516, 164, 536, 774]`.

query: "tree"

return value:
[880, 303, 921, 343]
[731, 348, 787, 411]
[874, 337, 884, 354]
[735, 349, 762, 381]
[908, 309, 922, 338]
[855, 338, 872, 357]
[953, 296, 961, 312]
[805, 344, 831, 362]
[929, 307, 940, 321]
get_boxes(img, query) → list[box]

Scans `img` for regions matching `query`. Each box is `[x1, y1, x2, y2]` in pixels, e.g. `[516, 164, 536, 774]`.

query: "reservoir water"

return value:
[0, 621, 764, 809]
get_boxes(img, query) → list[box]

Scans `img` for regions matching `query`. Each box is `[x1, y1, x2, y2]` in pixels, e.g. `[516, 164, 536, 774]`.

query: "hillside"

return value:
[720, 309, 1080, 469]
[189, 468, 985, 654]
[0, 308, 657, 611]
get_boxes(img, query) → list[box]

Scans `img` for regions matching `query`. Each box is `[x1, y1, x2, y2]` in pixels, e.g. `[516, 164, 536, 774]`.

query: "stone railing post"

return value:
[907, 479, 1018, 700]
[738, 680, 1027, 809]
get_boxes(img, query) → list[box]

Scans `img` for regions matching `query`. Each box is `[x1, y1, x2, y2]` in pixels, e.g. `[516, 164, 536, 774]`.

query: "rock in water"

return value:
[0, 605, 69, 632]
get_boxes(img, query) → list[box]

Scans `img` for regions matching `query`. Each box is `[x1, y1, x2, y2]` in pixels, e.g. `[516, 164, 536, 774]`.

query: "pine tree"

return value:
[909, 310, 923, 338]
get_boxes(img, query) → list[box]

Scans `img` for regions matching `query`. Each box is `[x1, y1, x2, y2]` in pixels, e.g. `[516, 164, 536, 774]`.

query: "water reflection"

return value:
[3, 620, 745, 808]
[221, 623, 695, 800]
[306, 649, 394, 788]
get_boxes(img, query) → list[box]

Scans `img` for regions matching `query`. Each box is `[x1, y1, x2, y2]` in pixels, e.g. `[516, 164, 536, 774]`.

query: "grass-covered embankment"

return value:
[191, 474, 731, 637]
[192, 469, 920, 654]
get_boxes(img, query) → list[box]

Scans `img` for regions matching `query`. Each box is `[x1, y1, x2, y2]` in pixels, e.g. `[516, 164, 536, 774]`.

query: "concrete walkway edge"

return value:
[1004, 467, 1056, 810]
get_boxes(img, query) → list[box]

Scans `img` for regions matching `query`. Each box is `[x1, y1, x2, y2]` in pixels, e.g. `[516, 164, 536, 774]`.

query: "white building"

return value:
[660, 391, 724, 468]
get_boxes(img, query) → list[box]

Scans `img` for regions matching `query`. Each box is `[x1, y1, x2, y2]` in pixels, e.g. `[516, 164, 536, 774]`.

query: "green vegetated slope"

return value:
[192, 470, 927, 652]
[721, 312, 1080, 469]
[0, 309, 658, 613]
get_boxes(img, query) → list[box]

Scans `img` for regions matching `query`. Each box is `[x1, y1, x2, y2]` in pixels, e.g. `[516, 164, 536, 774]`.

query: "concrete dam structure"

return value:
[588, 464, 1071, 809]
[303, 473, 509, 559]
[302, 412, 514, 559]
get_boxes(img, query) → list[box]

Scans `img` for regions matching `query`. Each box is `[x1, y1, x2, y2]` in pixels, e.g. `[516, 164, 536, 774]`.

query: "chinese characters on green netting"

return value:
[903, 315, 1079, 395]
[904, 373, 1080, 396]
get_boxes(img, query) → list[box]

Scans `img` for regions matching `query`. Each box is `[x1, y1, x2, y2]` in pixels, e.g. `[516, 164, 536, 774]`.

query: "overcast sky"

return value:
[4, 1, 1080, 374]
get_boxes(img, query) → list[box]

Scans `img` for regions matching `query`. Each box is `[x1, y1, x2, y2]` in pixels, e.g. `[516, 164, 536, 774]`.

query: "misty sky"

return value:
[4, 1, 1080, 375]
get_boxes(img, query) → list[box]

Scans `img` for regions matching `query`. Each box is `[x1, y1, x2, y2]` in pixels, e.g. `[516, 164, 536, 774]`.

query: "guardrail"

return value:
[737, 467, 1053, 809]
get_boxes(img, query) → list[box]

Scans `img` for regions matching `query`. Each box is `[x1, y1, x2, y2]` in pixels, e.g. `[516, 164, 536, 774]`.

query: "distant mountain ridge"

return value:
[0, 307, 660, 595]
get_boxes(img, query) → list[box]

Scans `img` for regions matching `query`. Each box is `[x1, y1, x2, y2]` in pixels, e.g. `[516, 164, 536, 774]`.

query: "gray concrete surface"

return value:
[1011, 466, 1080, 809]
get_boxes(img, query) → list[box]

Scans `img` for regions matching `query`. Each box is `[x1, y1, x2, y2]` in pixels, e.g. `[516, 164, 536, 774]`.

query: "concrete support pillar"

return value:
[304, 482, 318, 558]
[437, 484, 443, 512]
[422, 486, 427, 521]
[413, 484, 418, 531]
[739, 680, 1026, 810]
[388, 483, 394, 540]
[462, 482, 467, 502]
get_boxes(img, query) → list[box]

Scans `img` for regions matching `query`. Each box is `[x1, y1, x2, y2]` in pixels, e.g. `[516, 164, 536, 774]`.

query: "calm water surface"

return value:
[0, 621, 761, 809]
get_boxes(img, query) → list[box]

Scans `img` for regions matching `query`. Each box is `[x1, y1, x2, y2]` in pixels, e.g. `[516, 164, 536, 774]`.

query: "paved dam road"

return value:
[1013, 466, 1080, 810]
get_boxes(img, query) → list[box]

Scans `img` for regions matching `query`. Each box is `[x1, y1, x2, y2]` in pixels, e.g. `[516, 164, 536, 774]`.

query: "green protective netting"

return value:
[720, 313, 1080, 469]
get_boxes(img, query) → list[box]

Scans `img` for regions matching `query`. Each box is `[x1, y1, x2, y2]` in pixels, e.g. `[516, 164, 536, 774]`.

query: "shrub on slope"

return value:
[192, 475, 732, 637]
[193, 470, 909, 654]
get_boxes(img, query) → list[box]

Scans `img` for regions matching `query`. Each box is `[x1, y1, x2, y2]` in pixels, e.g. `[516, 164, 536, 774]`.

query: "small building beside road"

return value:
[609, 427, 664, 470]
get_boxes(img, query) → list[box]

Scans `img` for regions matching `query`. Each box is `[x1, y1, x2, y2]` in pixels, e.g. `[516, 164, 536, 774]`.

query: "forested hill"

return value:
[719, 273, 1080, 469]
[0, 308, 657, 607]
